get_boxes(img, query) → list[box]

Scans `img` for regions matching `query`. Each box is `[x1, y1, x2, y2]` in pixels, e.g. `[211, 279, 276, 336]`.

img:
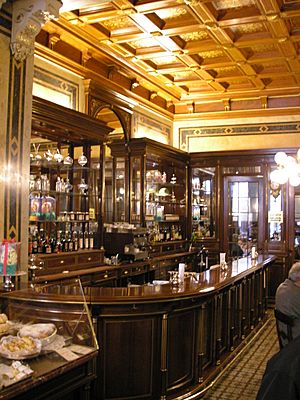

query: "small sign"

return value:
[89, 208, 95, 220]
[268, 211, 283, 223]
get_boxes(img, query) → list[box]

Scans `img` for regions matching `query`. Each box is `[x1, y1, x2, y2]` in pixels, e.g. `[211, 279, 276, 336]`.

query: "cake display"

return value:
[18, 323, 57, 346]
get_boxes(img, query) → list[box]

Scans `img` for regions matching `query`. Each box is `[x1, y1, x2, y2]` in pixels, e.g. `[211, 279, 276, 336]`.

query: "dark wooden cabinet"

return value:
[28, 97, 112, 276]
[128, 138, 189, 241]
[190, 149, 294, 297]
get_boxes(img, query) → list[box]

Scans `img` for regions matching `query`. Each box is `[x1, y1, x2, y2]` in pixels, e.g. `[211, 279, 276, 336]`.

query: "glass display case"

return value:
[0, 279, 98, 399]
[29, 140, 102, 255]
[129, 138, 189, 244]
[191, 167, 216, 239]
[105, 141, 129, 224]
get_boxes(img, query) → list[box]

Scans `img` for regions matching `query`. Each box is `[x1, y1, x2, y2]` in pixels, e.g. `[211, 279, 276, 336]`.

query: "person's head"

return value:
[288, 262, 300, 282]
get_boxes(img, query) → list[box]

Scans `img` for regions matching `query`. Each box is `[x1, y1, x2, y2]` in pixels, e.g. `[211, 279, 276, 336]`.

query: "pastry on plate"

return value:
[18, 323, 57, 346]
[0, 335, 41, 359]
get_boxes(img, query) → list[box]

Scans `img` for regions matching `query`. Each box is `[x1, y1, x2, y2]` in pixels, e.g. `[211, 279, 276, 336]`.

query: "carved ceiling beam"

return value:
[267, 17, 289, 38]
[257, 0, 281, 15]
[278, 40, 297, 58]
[249, 76, 266, 90]
[11, 0, 62, 63]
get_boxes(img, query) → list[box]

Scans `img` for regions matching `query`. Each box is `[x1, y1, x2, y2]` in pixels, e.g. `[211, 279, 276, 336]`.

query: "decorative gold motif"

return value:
[214, 0, 254, 10]
[180, 31, 208, 41]
[130, 38, 158, 49]
[233, 23, 265, 35]
[0, 0, 7, 8]
[156, 8, 187, 20]
[198, 50, 224, 59]
[150, 55, 178, 65]
[11, 0, 62, 62]
[212, 66, 238, 76]
[101, 16, 134, 31]
[251, 44, 276, 53]
[172, 70, 195, 79]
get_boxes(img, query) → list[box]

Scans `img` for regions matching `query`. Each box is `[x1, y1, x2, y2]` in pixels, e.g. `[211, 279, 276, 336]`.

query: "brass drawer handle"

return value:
[124, 270, 128, 275]
[60, 260, 64, 264]
[88, 257, 92, 261]
[104, 274, 108, 278]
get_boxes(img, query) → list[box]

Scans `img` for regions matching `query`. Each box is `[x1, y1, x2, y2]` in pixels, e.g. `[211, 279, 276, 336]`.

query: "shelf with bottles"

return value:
[29, 218, 98, 255]
[191, 167, 216, 240]
[146, 220, 184, 244]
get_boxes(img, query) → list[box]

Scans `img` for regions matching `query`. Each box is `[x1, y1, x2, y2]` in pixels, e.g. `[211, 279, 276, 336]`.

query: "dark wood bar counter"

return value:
[0, 254, 275, 400]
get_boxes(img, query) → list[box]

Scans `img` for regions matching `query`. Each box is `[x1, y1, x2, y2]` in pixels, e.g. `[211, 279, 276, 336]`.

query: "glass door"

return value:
[224, 176, 263, 259]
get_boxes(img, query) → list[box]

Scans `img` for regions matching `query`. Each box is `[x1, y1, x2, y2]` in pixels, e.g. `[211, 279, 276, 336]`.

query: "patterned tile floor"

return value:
[202, 313, 279, 400]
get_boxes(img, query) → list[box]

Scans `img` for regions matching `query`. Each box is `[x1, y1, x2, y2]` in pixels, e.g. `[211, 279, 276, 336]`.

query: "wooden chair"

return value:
[274, 308, 295, 349]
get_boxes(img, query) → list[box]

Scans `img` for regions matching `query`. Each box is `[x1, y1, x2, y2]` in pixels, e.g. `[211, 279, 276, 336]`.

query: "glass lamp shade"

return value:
[270, 168, 289, 185]
[289, 174, 300, 187]
[274, 151, 288, 166]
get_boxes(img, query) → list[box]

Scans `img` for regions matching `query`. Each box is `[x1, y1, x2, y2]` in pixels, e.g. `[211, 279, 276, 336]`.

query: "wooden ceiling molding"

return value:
[34, 0, 300, 118]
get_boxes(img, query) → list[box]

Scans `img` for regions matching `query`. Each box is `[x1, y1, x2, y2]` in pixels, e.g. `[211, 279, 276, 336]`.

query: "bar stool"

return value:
[274, 308, 295, 349]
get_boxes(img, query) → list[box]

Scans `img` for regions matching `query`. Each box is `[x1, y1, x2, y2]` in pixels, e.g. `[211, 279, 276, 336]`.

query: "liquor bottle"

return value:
[28, 229, 33, 255]
[56, 230, 62, 253]
[55, 177, 61, 192]
[159, 228, 164, 242]
[84, 229, 89, 249]
[165, 227, 171, 241]
[79, 229, 84, 250]
[67, 231, 73, 252]
[61, 231, 67, 252]
[32, 229, 38, 254]
[50, 234, 58, 253]
[43, 235, 52, 254]
[37, 229, 44, 253]
[72, 231, 78, 251]
[89, 230, 94, 249]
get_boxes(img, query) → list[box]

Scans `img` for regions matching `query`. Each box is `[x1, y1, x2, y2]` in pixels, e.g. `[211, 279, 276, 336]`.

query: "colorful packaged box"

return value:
[0, 240, 20, 276]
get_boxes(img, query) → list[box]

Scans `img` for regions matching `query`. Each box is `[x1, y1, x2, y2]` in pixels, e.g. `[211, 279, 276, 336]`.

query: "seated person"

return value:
[256, 334, 300, 400]
[275, 261, 300, 346]
[230, 242, 244, 258]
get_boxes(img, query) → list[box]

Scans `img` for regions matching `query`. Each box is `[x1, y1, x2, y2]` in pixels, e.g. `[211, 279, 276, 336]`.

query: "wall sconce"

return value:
[270, 150, 300, 186]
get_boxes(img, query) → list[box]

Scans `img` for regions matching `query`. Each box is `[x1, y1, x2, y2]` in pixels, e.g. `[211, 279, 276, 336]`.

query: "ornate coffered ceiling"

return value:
[36, 0, 300, 116]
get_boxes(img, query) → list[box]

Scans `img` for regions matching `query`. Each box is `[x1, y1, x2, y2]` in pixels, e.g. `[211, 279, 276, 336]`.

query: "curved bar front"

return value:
[1, 255, 275, 400]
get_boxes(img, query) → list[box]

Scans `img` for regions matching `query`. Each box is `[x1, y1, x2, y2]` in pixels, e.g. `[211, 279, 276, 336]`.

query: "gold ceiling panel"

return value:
[180, 31, 209, 42]
[44, 0, 300, 110]
[213, 0, 255, 10]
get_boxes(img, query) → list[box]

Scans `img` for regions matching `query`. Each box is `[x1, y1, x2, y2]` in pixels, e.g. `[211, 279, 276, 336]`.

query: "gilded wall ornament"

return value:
[11, 0, 62, 62]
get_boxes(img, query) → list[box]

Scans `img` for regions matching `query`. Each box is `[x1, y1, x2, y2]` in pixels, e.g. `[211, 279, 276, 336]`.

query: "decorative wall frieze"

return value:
[11, 0, 62, 62]
[179, 122, 300, 151]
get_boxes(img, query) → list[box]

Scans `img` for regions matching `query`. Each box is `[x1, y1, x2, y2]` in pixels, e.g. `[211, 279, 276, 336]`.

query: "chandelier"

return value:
[270, 150, 300, 186]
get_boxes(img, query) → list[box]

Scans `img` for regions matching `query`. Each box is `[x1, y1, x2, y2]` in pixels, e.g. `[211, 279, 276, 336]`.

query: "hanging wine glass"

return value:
[63, 154, 73, 165]
[78, 153, 87, 166]
[32, 143, 42, 161]
[44, 149, 53, 162]
[54, 149, 64, 163]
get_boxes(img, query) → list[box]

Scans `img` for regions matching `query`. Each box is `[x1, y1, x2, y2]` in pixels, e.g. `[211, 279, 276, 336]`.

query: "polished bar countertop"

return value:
[1, 255, 274, 305]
